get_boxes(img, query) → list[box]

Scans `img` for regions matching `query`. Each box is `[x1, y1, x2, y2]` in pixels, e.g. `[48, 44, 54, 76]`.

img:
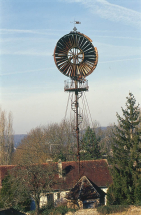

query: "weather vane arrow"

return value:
[70, 20, 81, 31]
[75, 21, 81, 24]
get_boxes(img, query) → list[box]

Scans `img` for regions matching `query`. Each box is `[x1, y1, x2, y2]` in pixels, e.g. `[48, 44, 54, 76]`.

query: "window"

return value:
[47, 193, 54, 204]
[57, 192, 60, 199]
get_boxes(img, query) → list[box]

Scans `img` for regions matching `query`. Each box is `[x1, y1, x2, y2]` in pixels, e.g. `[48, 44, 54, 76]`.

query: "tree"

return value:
[107, 93, 141, 205]
[0, 163, 57, 215]
[44, 120, 76, 161]
[98, 125, 115, 157]
[12, 120, 76, 164]
[0, 107, 14, 165]
[0, 174, 31, 211]
[12, 127, 51, 165]
[80, 126, 101, 160]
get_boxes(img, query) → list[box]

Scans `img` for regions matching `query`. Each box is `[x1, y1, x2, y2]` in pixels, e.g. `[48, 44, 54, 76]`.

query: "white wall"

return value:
[101, 187, 108, 205]
[40, 191, 68, 207]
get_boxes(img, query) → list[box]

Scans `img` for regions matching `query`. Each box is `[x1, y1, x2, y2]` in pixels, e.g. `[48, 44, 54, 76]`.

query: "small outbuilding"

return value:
[66, 176, 100, 209]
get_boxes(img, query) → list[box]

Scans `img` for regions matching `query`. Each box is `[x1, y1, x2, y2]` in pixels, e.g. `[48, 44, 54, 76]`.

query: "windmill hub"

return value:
[67, 47, 84, 65]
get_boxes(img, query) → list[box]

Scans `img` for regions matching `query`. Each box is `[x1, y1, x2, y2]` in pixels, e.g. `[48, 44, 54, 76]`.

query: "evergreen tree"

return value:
[80, 126, 101, 160]
[0, 174, 31, 211]
[107, 93, 141, 205]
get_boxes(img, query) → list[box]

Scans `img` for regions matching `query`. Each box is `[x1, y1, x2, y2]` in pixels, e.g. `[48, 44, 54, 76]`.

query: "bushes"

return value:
[40, 203, 54, 215]
[134, 177, 141, 205]
[97, 205, 129, 215]
[40, 205, 76, 215]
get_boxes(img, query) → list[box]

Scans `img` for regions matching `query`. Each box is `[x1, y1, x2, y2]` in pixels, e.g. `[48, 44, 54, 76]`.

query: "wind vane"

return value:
[70, 20, 81, 31]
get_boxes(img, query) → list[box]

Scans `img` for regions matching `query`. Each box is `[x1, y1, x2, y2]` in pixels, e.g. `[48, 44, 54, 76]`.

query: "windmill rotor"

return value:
[54, 31, 98, 80]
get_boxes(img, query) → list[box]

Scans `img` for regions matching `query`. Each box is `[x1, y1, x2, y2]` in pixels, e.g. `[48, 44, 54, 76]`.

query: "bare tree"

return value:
[12, 127, 51, 165]
[10, 127, 60, 215]
[12, 120, 77, 164]
[13, 118, 103, 165]
[0, 107, 14, 164]
[1, 163, 57, 215]
[98, 125, 115, 156]
[44, 120, 76, 161]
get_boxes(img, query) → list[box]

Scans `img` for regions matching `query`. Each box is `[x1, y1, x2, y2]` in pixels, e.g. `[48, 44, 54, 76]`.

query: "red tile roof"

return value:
[0, 159, 112, 190]
[59, 159, 112, 190]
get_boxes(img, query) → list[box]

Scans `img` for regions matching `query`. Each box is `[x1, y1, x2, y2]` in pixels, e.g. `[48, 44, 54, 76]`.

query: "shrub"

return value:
[97, 205, 129, 215]
[0, 174, 31, 211]
[134, 177, 141, 205]
[40, 202, 54, 215]
[42, 205, 76, 215]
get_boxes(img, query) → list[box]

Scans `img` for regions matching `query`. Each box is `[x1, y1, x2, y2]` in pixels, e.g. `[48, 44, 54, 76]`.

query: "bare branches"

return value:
[0, 108, 14, 165]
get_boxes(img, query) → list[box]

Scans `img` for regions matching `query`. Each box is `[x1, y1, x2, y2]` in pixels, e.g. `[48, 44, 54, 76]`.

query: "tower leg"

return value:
[75, 81, 80, 174]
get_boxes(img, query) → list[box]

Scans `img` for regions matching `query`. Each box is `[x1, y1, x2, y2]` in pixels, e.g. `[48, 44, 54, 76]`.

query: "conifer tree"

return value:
[107, 93, 141, 205]
[80, 126, 101, 160]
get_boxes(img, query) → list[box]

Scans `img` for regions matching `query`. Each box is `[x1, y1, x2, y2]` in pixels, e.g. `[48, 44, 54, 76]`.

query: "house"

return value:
[0, 159, 112, 208]
[39, 159, 113, 207]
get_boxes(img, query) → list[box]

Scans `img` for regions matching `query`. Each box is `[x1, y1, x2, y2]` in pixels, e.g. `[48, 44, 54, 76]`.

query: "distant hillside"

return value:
[99, 127, 107, 131]
[13, 127, 108, 148]
[14, 134, 27, 148]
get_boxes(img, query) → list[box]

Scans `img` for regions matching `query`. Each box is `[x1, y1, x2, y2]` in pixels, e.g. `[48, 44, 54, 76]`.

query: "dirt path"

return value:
[66, 206, 141, 215]
[66, 209, 98, 215]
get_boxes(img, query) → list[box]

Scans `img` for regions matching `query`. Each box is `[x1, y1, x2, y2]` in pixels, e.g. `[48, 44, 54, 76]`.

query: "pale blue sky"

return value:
[0, 0, 141, 134]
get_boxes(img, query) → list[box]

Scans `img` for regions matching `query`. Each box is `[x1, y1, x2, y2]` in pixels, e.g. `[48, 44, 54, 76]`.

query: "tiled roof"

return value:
[0, 159, 112, 190]
[60, 159, 112, 190]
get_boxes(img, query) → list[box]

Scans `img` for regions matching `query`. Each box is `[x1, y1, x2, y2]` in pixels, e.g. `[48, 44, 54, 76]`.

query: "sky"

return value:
[0, 0, 141, 134]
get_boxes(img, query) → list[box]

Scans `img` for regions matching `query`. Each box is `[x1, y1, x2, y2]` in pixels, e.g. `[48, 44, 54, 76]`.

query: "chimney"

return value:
[58, 159, 62, 178]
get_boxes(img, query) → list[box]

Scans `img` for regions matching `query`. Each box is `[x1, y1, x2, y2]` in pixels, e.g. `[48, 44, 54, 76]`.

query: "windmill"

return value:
[54, 23, 98, 173]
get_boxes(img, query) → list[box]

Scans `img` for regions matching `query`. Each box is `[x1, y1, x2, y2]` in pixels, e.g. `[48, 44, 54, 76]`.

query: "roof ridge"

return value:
[61, 159, 107, 164]
[0, 165, 16, 167]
